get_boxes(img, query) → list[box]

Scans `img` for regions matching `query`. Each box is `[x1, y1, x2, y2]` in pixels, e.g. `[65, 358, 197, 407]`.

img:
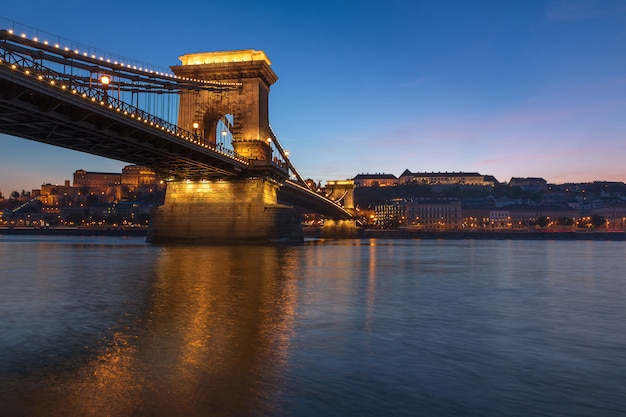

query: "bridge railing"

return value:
[0, 17, 175, 77]
[0, 27, 247, 163]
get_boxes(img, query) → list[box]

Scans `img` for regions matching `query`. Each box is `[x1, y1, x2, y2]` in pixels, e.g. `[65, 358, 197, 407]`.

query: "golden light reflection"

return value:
[9, 246, 300, 417]
[143, 245, 299, 415]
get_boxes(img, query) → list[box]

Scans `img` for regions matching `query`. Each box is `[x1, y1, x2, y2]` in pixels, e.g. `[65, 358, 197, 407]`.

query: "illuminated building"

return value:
[375, 198, 462, 229]
[405, 199, 462, 229]
[353, 173, 398, 187]
[39, 180, 77, 206]
[399, 170, 497, 187]
[73, 169, 121, 188]
[591, 204, 626, 229]
[121, 165, 159, 192]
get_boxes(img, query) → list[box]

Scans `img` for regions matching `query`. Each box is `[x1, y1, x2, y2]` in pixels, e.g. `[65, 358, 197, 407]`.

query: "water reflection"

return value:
[3, 237, 626, 417]
[0, 244, 300, 417]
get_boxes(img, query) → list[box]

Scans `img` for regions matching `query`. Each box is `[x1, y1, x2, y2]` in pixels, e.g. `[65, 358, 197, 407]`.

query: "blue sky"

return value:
[1, 0, 625, 193]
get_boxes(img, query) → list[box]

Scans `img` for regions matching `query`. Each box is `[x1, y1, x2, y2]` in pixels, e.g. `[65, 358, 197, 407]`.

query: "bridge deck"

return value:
[0, 64, 248, 179]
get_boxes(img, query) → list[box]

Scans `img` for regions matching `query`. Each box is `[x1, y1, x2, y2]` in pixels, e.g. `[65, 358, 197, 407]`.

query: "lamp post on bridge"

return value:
[192, 122, 199, 142]
[220, 129, 227, 150]
[100, 75, 110, 104]
[267, 137, 273, 159]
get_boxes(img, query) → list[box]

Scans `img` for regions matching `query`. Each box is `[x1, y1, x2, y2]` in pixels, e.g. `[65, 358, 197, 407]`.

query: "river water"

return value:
[0, 235, 625, 417]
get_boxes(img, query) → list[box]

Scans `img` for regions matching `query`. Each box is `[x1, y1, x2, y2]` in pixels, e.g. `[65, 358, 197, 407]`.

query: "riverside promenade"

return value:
[0, 227, 148, 237]
[361, 229, 626, 241]
[2, 226, 626, 241]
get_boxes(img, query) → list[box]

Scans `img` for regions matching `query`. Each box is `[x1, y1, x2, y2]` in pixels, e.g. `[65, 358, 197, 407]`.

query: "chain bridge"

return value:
[0, 21, 358, 242]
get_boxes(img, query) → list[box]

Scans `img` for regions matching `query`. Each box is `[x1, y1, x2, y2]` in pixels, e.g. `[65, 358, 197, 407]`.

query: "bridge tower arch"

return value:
[172, 50, 277, 161]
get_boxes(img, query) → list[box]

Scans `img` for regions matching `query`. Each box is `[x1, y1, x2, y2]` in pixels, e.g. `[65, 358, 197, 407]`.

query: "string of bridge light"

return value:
[4, 28, 241, 87]
[0, 56, 248, 164]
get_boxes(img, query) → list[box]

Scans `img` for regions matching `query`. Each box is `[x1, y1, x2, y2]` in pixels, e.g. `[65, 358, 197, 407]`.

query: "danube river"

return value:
[1, 235, 625, 417]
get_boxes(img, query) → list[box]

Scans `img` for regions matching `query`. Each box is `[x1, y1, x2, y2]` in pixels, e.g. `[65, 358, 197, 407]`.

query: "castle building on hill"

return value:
[399, 170, 497, 187]
[353, 173, 398, 187]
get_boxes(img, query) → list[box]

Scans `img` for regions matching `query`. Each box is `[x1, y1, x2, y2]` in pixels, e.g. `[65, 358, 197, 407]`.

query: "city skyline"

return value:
[2, 162, 623, 197]
[1, 0, 626, 193]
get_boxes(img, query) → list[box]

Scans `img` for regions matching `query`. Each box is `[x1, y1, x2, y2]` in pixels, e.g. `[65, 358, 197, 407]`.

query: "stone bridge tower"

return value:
[320, 180, 360, 238]
[147, 50, 303, 244]
[172, 50, 276, 162]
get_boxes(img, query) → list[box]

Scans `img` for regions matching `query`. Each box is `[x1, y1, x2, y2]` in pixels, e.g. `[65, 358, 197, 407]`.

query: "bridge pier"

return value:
[319, 219, 363, 239]
[147, 179, 303, 244]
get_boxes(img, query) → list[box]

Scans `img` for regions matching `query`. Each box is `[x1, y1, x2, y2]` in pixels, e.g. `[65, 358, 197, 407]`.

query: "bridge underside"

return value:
[0, 70, 247, 180]
[278, 181, 353, 220]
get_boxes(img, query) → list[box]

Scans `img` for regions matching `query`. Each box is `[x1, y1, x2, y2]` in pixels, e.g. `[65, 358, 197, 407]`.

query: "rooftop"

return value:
[179, 50, 272, 66]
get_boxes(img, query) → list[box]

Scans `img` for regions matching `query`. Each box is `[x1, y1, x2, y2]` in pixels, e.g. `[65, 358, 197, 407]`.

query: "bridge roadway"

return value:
[0, 32, 353, 220]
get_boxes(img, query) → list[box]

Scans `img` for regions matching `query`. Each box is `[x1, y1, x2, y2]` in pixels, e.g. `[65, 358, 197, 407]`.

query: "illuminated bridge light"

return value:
[33, 37, 38, 42]
[21, 33, 26, 38]
[54, 44, 59, 48]
[8, 29, 13, 34]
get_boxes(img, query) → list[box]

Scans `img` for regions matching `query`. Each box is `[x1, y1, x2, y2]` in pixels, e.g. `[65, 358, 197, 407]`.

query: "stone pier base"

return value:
[147, 179, 303, 244]
[319, 219, 363, 239]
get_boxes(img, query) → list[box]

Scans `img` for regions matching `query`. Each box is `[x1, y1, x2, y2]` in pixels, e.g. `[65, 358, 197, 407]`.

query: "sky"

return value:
[1, 0, 625, 193]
